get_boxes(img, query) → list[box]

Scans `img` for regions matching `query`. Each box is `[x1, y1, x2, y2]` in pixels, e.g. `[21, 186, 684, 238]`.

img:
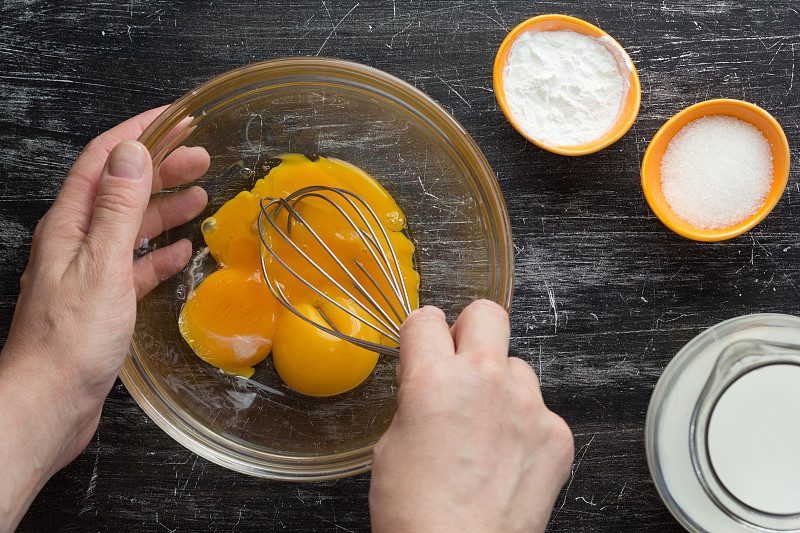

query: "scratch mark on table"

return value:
[79, 431, 101, 515]
[768, 41, 786, 66]
[155, 512, 177, 533]
[317, 516, 355, 532]
[464, 83, 493, 93]
[416, 175, 440, 201]
[759, 273, 776, 294]
[316, 2, 359, 57]
[544, 279, 559, 333]
[464, 9, 509, 31]
[747, 25, 770, 49]
[558, 434, 597, 510]
[387, 22, 412, 49]
[780, 272, 800, 297]
[232, 506, 244, 530]
[434, 74, 472, 108]
[538, 341, 544, 383]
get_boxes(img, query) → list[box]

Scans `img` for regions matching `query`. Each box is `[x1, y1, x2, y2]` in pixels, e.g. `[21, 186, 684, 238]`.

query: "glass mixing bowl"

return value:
[122, 57, 514, 480]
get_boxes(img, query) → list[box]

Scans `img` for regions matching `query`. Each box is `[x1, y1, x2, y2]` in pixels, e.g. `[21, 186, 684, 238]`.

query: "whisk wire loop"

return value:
[310, 191, 413, 323]
[257, 185, 413, 358]
[259, 267, 399, 357]
[283, 191, 409, 326]
[258, 199, 400, 341]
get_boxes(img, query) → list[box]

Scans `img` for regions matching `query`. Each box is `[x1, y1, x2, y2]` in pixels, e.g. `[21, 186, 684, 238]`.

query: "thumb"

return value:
[84, 141, 152, 264]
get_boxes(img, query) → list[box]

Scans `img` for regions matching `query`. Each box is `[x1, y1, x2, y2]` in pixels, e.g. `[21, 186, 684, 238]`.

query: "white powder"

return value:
[660, 115, 773, 230]
[708, 364, 800, 515]
[502, 29, 625, 146]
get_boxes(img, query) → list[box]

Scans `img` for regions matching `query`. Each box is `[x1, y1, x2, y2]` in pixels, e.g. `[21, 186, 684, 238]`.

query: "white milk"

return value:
[646, 314, 800, 532]
[708, 364, 800, 515]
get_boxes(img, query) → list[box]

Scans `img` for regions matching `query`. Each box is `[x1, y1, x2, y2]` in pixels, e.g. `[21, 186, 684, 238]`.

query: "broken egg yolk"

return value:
[179, 154, 419, 396]
[178, 268, 277, 376]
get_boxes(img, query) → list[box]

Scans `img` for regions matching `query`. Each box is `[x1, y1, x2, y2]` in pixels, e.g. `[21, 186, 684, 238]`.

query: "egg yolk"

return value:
[272, 298, 382, 397]
[179, 154, 419, 395]
[178, 269, 277, 377]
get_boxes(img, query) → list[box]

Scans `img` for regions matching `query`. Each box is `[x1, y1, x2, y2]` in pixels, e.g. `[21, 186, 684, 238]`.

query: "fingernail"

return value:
[412, 305, 446, 319]
[108, 141, 148, 180]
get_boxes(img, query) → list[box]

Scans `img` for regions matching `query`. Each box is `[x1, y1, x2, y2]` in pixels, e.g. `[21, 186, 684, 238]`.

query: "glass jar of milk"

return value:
[646, 314, 800, 532]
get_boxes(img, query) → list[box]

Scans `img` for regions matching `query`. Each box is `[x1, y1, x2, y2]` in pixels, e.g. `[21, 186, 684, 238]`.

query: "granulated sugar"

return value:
[660, 116, 773, 230]
[502, 29, 625, 146]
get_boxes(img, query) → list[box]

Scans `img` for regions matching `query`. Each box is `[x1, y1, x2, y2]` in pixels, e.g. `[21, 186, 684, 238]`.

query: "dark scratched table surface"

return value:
[3, 1, 800, 531]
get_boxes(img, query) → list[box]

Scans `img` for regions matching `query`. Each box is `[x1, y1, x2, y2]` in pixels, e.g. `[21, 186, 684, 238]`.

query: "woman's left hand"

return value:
[0, 107, 210, 531]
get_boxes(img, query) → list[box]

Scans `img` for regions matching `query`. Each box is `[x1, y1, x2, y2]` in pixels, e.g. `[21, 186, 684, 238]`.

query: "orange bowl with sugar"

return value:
[493, 14, 641, 155]
[124, 58, 514, 480]
[641, 99, 790, 241]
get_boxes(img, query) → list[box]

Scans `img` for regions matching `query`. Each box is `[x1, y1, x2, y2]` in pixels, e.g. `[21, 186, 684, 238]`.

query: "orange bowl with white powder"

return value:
[493, 14, 641, 156]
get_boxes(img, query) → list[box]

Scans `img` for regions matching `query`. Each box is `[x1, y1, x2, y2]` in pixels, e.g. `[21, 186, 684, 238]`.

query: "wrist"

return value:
[0, 346, 95, 531]
[370, 491, 503, 533]
[1, 317, 111, 428]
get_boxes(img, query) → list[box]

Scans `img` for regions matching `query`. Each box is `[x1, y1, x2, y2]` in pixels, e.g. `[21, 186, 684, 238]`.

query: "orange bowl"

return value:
[493, 14, 641, 156]
[641, 99, 790, 241]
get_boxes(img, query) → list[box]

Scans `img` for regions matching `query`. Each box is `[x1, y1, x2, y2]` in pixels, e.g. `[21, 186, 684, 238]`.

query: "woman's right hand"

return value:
[369, 300, 574, 533]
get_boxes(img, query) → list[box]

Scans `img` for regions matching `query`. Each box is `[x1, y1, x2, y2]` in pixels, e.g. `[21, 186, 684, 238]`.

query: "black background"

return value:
[3, 1, 800, 531]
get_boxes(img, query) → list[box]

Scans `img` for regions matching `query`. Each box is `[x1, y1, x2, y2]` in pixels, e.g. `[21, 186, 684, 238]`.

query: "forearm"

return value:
[0, 350, 80, 533]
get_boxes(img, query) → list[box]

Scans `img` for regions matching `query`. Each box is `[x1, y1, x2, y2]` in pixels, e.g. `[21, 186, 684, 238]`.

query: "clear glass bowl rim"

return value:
[121, 57, 514, 480]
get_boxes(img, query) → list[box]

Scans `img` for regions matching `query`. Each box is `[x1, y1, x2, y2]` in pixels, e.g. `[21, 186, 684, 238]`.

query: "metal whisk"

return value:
[257, 185, 413, 357]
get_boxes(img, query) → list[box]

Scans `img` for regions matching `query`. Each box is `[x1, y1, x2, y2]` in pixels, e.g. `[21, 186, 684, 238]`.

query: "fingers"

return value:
[135, 145, 210, 243]
[69, 106, 168, 186]
[152, 146, 211, 193]
[451, 299, 510, 360]
[56, 107, 167, 211]
[137, 186, 208, 244]
[398, 306, 454, 378]
[82, 141, 153, 266]
[507, 356, 543, 399]
[133, 240, 193, 300]
[45, 106, 169, 253]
